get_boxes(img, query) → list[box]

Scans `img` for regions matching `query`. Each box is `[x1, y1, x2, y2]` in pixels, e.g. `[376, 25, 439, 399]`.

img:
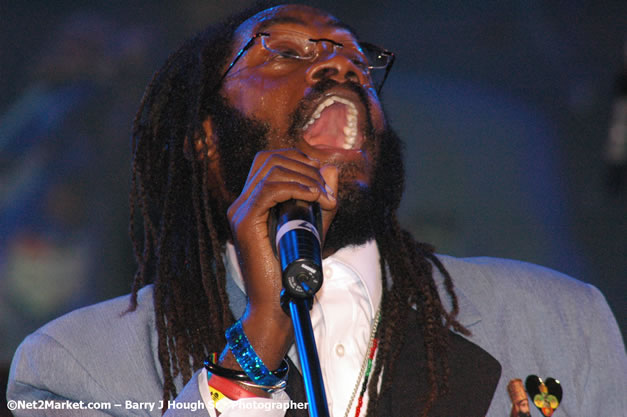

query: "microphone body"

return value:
[273, 200, 323, 298]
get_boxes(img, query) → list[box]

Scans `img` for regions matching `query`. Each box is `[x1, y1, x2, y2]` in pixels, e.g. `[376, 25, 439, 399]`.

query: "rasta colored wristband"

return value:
[208, 385, 233, 413]
[225, 320, 288, 386]
[208, 373, 258, 399]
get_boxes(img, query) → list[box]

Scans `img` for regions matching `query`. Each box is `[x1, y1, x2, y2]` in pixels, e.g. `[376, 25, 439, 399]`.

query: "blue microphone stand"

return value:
[274, 200, 329, 417]
[281, 292, 329, 417]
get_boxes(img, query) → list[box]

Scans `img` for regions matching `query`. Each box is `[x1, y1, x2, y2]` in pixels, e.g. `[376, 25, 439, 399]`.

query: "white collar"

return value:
[225, 240, 382, 314]
[323, 240, 381, 316]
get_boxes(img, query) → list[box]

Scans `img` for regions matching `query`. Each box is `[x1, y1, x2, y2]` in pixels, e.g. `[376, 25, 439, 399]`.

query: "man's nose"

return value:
[305, 53, 371, 88]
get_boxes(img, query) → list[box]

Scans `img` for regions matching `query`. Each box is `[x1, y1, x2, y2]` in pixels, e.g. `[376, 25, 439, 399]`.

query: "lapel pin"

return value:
[525, 375, 562, 417]
[507, 379, 531, 417]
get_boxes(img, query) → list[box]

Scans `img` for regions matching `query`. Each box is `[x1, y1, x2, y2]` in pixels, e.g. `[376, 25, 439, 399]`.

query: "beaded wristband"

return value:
[204, 356, 251, 381]
[225, 320, 284, 386]
[203, 354, 289, 382]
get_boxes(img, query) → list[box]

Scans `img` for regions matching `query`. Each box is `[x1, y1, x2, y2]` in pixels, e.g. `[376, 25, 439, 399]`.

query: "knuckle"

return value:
[255, 150, 272, 159]
[226, 203, 237, 220]
[266, 165, 289, 179]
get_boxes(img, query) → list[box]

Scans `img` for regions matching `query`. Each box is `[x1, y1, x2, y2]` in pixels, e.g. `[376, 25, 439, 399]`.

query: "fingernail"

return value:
[325, 184, 336, 200]
[325, 183, 334, 197]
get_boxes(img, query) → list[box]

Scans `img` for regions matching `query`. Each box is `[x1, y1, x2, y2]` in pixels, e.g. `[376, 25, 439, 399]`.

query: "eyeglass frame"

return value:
[216, 31, 395, 95]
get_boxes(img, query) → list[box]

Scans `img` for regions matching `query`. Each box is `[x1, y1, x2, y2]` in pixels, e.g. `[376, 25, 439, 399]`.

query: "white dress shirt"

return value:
[200, 240, 382, 417]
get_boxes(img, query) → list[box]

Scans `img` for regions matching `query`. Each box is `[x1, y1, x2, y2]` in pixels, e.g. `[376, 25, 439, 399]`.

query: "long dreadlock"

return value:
[128, 3, 468, 416]
[365, 124, 470, 416]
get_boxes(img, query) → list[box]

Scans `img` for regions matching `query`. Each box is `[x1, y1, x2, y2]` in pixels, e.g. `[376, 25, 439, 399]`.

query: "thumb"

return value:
[320, 164, 339, 199]
[319, 164, 339, 240]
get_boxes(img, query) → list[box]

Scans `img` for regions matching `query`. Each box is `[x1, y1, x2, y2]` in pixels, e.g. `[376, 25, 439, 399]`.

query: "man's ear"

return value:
[190, 117, 233, 204]
[183, 118, 218, 161]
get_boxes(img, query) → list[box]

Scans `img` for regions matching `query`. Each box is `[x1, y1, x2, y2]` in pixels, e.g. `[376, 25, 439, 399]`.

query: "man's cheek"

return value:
[366, 89, 385, 131]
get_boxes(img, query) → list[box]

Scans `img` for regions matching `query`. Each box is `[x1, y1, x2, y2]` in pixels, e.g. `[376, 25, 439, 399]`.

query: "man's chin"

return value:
[323, 181, 376, 254]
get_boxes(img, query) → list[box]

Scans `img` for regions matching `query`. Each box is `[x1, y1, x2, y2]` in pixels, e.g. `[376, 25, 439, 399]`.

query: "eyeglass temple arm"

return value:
[376, 53, 395, 95]
[217, 33, 268, 87]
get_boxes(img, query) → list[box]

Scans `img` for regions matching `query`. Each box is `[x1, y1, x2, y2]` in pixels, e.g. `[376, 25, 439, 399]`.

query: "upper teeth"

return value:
[303, 96, 359, 149]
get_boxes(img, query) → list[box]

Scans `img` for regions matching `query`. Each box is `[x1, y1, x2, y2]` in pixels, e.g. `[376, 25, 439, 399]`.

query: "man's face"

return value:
[209, 5, 402, 250]
[220, 5, 387, 190]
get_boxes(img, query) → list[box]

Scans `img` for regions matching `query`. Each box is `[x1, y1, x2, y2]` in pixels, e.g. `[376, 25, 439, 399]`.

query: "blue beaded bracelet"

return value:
[225, 320, 284, 386]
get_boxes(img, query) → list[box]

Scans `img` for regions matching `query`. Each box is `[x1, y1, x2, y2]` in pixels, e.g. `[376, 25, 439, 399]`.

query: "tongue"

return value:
[303, 102, 349, 148]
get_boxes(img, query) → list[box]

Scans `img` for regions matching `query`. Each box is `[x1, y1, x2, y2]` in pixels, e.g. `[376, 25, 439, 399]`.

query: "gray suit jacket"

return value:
[7, 255, 627, 416]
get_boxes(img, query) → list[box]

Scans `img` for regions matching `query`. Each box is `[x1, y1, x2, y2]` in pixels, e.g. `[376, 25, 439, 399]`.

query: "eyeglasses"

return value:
[218, 30, 395, 94]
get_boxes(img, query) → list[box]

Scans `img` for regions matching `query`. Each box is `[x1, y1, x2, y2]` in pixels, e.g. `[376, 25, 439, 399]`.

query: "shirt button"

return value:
[335, 344, 345, 357]
[324, 266, 333, 278]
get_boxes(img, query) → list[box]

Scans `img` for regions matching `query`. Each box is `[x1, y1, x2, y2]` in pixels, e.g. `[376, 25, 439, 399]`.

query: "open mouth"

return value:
[302, 96, 364, 151]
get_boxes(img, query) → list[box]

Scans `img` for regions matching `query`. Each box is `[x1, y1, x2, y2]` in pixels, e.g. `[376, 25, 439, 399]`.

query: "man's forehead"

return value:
[235, 5, 355, 39]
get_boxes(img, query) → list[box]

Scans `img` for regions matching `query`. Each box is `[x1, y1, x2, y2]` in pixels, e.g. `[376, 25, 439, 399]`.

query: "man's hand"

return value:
[223, 149, 338, 373]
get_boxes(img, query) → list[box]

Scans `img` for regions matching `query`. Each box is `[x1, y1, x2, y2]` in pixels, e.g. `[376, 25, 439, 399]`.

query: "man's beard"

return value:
[208, 94, 269, 199]
[209, 83, 405, 252]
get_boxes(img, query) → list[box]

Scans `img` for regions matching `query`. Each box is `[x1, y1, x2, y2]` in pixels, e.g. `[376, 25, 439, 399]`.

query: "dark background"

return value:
[2, 1, 626, 413]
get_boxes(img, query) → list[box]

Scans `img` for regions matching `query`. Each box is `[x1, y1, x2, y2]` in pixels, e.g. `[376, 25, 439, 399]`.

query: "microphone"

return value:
[271, 200, 323, 298]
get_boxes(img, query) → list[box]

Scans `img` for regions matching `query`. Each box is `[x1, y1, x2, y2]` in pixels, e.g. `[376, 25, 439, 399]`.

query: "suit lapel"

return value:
[376, 309, 501, 416]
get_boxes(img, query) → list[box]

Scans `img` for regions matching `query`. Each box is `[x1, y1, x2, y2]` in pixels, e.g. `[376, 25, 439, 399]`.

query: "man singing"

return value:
[8, 4, 626, 417]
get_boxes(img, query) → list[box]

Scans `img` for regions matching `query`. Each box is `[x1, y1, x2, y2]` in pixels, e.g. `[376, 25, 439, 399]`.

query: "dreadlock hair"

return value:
[363, 125, 470, 417]
[128, 3, 274, 409]
[128, 3, 469, 416]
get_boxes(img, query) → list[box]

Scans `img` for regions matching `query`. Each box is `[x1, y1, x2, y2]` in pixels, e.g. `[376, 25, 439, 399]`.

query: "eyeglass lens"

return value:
[262, 31, 391, 70]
